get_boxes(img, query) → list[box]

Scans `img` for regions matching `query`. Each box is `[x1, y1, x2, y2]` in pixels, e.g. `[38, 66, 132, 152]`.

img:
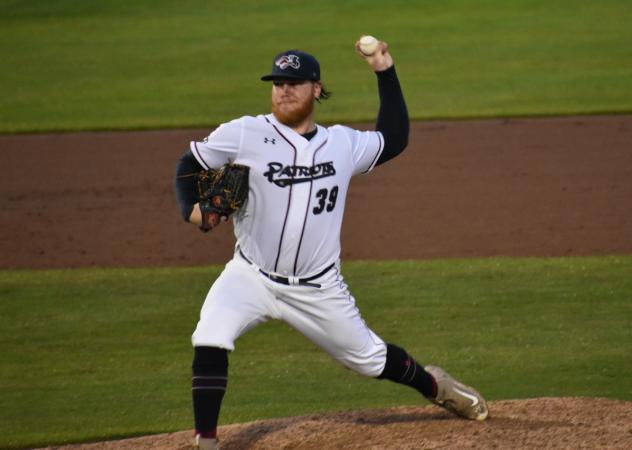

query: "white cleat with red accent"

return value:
[425, 365, 489, 421]
[193, 435, 220, 450]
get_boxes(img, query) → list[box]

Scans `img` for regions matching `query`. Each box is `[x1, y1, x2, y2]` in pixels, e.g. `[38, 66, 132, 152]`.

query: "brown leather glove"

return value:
[195, 164, 249, 232]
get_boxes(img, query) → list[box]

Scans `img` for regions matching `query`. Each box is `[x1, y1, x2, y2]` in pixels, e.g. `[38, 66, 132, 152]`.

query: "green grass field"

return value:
[1, 257, 631, 449]
[1, 0, 632, 133]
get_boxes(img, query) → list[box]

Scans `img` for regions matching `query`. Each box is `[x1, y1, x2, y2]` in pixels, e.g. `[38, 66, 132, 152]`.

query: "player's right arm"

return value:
[374, 65, 409, 165]
[355, 40, 409, 166]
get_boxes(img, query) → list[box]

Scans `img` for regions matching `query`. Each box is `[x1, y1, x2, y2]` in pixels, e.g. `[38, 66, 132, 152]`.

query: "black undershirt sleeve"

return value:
[175, 149, 204, 221]
[375, 65, 409, 166]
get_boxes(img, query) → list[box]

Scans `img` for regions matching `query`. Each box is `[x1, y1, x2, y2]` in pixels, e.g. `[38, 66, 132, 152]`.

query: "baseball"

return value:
[359, 35, 380, 56]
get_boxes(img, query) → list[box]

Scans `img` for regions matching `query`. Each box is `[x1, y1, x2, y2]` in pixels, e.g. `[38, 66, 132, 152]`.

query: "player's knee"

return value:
[343, 358, 385, 377]
[192, 346, 229, 376]
[339, 345, 387, 378]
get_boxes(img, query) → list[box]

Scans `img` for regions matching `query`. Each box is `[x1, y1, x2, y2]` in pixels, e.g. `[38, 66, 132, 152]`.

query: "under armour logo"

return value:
[264, 137, 276, 144]
[275, 54, 300, 70]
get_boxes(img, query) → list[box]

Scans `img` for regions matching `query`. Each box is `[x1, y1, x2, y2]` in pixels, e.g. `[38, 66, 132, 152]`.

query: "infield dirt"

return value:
[4, 115, 632, 449]
[1, 115, 631, 269]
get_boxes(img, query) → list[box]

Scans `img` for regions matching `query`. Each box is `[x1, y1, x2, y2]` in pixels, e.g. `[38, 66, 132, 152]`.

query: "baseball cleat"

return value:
[425, 365, 489, 421]
[193, 435, 220, 450]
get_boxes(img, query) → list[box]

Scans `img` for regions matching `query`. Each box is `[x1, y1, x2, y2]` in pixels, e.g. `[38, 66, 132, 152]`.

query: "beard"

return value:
[271, 95, 315, 128]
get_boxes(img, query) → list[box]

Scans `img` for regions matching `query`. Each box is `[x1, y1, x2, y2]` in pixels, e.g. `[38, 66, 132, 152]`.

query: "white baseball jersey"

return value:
[190, 113, 384, 277]
[190, 113, 388, 377]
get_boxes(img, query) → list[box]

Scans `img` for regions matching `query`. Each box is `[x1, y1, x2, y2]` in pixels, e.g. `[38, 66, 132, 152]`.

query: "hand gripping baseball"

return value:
[195, 163, 250, 232]
[355, 35, 394, 72]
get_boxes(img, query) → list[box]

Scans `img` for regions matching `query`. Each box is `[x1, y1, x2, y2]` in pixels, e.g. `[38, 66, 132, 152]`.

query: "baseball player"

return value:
[175, 39, 489, 450]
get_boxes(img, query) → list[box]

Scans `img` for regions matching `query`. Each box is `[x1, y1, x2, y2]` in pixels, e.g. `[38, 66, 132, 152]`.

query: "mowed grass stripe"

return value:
[1, 0, 632, 132]
[0, 256, 631, 449]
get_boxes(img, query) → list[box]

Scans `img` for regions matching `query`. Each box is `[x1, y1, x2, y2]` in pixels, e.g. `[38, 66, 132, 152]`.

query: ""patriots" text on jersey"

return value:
[263, 161, 336, 187]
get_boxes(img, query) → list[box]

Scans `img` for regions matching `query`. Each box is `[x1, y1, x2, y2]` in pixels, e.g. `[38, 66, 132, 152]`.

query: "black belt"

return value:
[239, 249, 334, 288]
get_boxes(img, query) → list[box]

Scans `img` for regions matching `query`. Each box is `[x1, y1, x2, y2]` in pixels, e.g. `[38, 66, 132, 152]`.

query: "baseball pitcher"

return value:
[175, 38, 489, 450]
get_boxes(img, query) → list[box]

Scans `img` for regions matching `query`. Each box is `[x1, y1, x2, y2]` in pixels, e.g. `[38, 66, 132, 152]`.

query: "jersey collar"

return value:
[266, 114, 328, 151]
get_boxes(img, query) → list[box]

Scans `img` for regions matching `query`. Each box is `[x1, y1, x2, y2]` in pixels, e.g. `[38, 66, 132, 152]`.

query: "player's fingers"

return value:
[355, 39, 389, 61]
[354, 41, 366, 58]
[209, 212, 221, 228]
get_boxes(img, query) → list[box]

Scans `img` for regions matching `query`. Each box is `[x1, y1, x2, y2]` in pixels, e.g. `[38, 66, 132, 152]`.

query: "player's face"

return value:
[271, 79, 321, 128]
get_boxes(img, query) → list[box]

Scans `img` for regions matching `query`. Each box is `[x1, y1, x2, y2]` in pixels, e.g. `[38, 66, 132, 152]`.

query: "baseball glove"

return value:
[195, 163, 250, 232]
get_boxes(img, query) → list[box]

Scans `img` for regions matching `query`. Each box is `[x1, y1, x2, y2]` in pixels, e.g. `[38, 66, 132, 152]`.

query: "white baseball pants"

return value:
[192, 254, 387, 377]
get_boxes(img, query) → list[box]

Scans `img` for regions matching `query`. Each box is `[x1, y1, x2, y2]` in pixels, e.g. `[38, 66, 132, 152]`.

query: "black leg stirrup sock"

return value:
[192, 346, 229, 435]
[376, 343, 437, 398]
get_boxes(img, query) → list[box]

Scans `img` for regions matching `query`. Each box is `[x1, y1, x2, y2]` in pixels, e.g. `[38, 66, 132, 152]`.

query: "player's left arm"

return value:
[175, 149, 206, 226]
[355, 40, 409, 166]
[175, 120, 242, 229]
[175, 151, 233, 229]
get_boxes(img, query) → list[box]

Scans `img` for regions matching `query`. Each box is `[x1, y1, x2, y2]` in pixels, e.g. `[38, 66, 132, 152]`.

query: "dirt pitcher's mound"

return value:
[41, 397, 632, 450]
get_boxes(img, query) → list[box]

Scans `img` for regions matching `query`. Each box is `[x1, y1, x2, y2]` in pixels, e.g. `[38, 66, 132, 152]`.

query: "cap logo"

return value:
[275, 54, 300, 70]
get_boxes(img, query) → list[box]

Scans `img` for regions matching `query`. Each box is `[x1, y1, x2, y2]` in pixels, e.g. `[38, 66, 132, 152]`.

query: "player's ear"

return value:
[313, 82, 322, 99]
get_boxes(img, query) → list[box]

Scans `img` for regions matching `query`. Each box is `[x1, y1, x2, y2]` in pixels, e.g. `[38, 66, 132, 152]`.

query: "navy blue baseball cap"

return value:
[261, 49, 321, 82]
